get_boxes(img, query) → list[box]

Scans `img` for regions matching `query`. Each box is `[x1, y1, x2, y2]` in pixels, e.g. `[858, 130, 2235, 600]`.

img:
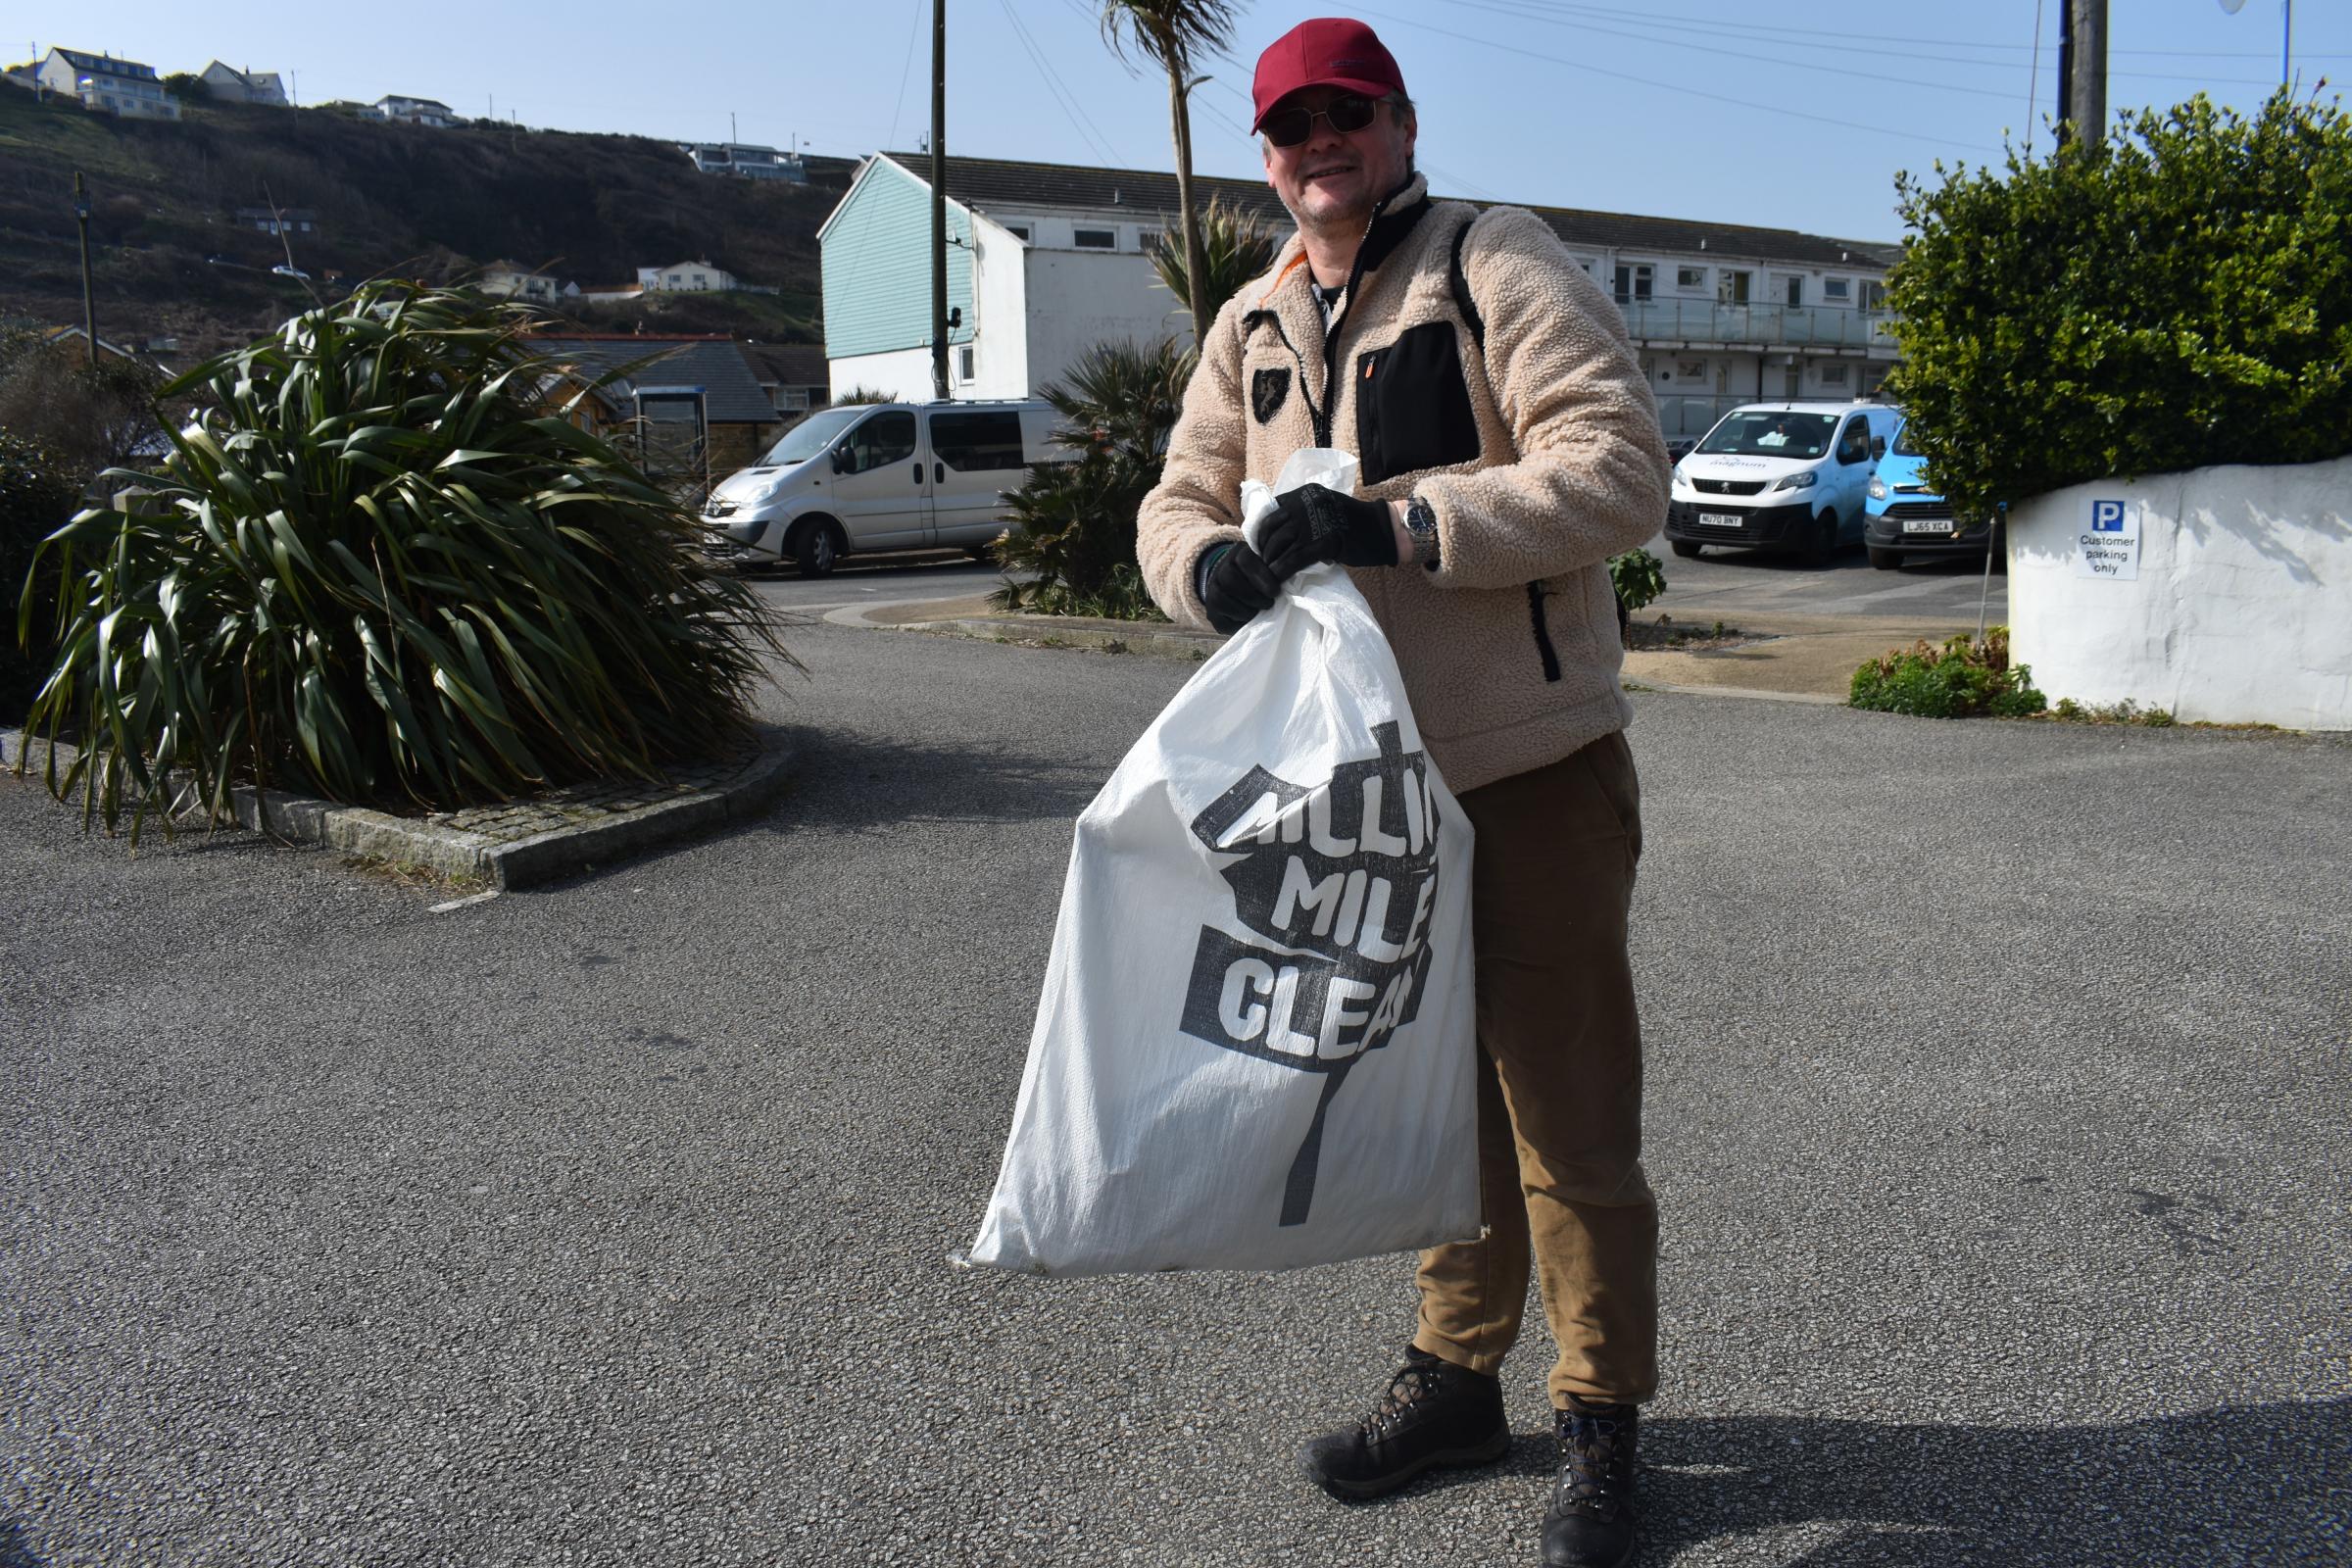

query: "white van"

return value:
[1663, 401, 1900, 563]
[701, 398, 1065, 576]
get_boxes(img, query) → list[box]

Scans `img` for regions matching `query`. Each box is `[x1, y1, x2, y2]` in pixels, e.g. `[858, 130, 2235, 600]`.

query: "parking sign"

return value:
[2076, 498, 2140, 580]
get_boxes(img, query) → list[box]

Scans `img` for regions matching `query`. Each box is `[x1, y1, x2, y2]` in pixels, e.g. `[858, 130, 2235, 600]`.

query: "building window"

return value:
[1823, 277, 1852, 302]
[1820, 362, 1850, 388]
[1677, 266, 1706, 289]
[1784, 275, 1804, 308]
[1137, 229, 1165, 253]
[1073, 227, 1116, 250]
[1718, 269, 1751, 305]
[1612, 263, 1653, 304]
[1675, 359, 1707, 380]
[956, 345, 975, 382]
[1003, 224, 1030, 242]
[1861, 279, 1887, 311]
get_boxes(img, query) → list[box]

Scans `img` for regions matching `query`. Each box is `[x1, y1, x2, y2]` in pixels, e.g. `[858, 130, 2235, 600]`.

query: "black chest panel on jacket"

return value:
[1354, 320, 1481, 485]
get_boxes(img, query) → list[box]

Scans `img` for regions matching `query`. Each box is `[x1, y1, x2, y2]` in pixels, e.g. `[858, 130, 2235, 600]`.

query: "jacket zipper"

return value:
[1311, 188, 1402, 447]
[1526, 582, 1562, 682]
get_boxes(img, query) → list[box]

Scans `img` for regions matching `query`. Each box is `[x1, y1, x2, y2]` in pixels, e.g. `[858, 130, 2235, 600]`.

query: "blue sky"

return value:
[41, 1, 2351, 240]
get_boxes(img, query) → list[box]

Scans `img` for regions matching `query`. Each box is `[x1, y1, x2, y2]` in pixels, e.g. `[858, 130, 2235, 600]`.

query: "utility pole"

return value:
[74, 172, 96, 368]
[929, 0, 949, 402]
[2063, 0, 2107, 146]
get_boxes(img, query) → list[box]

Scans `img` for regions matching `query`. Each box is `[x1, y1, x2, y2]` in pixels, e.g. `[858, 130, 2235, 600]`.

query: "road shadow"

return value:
[1388, 1398, 2350, 1564]
[0, 1516, 41, 1568]
[747, 729, 1107, 837]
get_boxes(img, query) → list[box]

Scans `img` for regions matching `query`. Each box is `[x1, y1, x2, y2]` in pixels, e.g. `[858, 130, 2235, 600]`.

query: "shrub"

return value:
[0, 328, 172, 487]
[1609, 547, 1666, 614]
[1, 433, 79, 725]
[1850, 626, 2046, 719]
[17, 281, 790, 838]
[992, 337, 1191, 620]
[1886, 91, 2352, 520]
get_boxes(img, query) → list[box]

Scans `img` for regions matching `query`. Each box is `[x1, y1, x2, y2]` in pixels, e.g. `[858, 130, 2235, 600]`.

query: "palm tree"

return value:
[1099, 0, 1243, 350]
[1147, 196, 1276, 328]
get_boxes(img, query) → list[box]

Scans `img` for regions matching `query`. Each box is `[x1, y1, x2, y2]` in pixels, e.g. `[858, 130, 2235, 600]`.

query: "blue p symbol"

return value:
[2091, 500, 2127, 532]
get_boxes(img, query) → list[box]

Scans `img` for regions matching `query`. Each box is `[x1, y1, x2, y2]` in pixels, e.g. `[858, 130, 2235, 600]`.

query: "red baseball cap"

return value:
[1250, 18, 1406, 133]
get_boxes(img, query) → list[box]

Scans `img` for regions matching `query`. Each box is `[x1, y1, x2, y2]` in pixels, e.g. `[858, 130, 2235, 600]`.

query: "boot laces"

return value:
[1359, 1360, 1447, 1439]
[1555, 1404, 1636, 1521]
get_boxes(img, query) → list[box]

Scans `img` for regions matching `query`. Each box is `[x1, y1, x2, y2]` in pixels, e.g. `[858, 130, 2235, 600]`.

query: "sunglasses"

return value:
[1260, 92, 1382, 148]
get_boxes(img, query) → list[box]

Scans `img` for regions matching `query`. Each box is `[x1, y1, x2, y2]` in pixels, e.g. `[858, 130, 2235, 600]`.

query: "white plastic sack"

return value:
[959, 449, 1480, 1277]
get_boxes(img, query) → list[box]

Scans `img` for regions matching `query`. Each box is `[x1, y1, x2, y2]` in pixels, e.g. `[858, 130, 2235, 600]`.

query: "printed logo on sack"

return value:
[1180, 720, 1444, 1228]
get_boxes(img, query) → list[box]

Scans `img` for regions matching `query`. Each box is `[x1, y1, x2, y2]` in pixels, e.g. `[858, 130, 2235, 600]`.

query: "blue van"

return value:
[1863, 420, 2001, 569]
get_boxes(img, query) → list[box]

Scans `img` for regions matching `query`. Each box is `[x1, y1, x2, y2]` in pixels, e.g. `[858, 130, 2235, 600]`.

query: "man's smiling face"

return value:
[1262, 88, 1416, 236]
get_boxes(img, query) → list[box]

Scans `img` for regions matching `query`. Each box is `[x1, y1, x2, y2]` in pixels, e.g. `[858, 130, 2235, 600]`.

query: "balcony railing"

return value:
[1615, 299, 1899, 350]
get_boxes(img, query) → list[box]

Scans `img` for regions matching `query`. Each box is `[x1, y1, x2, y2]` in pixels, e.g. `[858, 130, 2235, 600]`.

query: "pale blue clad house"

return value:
[817, 150, 1899, 436]
[816, 152, 1285, 405]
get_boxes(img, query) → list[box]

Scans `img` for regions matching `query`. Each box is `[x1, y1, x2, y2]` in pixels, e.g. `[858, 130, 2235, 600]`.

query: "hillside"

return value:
[0, 87, 857, 360]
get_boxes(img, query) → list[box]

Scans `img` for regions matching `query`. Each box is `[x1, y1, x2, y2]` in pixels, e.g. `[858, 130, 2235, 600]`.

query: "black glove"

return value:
[1254, 483, 1399, 577]
[1201, 541, 1283, 635]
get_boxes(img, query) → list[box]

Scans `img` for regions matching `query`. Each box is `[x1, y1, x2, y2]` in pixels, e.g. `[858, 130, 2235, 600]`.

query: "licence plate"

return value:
[1698, 512, 1742, 527]
[1902, 517, 1953, 534]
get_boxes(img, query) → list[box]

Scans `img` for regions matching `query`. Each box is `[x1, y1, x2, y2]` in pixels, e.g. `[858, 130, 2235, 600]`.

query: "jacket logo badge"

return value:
[1251, 366, 1291, 424]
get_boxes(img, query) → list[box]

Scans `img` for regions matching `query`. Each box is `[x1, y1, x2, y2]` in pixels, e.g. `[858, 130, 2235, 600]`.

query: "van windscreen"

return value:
[760, 406, 864, 467]
[1696, 411, 1838, 459]
[1891, 422, 1925, 458]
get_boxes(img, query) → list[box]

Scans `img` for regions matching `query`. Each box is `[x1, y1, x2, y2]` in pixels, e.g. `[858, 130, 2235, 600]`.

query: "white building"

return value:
[33, 48, 180, 121]
[200, 62, 287, 106]
[373, 94, 461, 128]
[818, 152, 1899, 434]
[644, 260, 744, 294]
[478, 263, 564, 304]
[681, 142, 808, 183]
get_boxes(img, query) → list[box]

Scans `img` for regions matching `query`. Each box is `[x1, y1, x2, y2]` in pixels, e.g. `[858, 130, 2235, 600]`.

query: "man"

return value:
[1134, 18, 1670, 1568]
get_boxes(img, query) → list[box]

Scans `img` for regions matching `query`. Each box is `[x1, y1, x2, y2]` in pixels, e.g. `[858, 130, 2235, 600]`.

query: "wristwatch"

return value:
[1403, 495, 1441, 566]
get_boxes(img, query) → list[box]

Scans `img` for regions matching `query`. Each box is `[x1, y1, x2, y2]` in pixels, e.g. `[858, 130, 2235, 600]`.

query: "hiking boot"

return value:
[1299, 1346, 1509, 1500]
[1542, 1396, 1639, 1567]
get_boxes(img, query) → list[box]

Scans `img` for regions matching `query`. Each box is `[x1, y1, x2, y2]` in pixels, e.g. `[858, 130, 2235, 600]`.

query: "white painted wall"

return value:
[2008, 456, 2352, 730]
[968, 217, 1032, 399]
[1022, 249, 1187, 398]
[828, 347, 937, 403]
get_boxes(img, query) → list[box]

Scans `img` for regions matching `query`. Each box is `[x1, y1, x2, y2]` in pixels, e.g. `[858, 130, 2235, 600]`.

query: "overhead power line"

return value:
[1000, 0, 1122, 166]
[1355, 4, 1997, 156]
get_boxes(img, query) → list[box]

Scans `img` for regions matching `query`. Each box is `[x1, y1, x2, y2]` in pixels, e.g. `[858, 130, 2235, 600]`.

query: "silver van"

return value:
[701, 398, 1064, 576]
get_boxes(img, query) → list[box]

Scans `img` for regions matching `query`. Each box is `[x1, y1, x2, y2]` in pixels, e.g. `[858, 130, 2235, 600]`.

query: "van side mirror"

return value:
[830, 444, 852, 475]
[1872, 437, 1887, 461]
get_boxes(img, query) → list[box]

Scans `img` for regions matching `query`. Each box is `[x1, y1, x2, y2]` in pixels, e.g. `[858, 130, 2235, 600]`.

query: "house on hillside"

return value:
[478, 263, 564, 305]
[644, 261, 744, 294]
[373, 94, 461, 128]
[200, 62, 287, 106]
[233, 205, 318, 235]
[818, 151, 1899, 434]
[32, 48, 181, 121]
[682, 142, 808, 183]
[529, 334, 782, 475]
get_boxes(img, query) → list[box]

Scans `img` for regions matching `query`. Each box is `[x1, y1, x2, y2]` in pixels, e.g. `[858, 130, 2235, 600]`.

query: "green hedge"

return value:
[1886, 92, 2352, 519]
[1, 432, 78, 725]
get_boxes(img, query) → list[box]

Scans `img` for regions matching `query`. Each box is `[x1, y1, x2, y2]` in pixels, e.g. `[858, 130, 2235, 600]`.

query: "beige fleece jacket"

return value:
[1137, 176, 1671, 795]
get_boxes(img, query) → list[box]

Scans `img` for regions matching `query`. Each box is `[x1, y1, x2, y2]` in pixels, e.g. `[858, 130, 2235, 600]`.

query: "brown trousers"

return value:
[1411, 729, 1657, 1407]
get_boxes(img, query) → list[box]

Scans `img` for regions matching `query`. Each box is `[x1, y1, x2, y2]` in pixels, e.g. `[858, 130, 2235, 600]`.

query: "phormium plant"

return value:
[17, 280, 792, 838]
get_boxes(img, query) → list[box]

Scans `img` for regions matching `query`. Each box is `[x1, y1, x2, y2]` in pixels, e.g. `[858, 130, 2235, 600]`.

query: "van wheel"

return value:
[1806, 511, 1839, 564]
[1670, 540, 1703, 559]
[793, 518, 843, 578]
[964, 543, 994, 564]
[1868, 546, 1902, 570]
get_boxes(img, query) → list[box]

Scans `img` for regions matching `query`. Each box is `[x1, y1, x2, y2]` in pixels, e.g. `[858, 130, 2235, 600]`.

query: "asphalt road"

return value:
[4, 623, 2345, 1568]
[1635, 530, 2008, 625]
[715, 534, 2005, 628]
